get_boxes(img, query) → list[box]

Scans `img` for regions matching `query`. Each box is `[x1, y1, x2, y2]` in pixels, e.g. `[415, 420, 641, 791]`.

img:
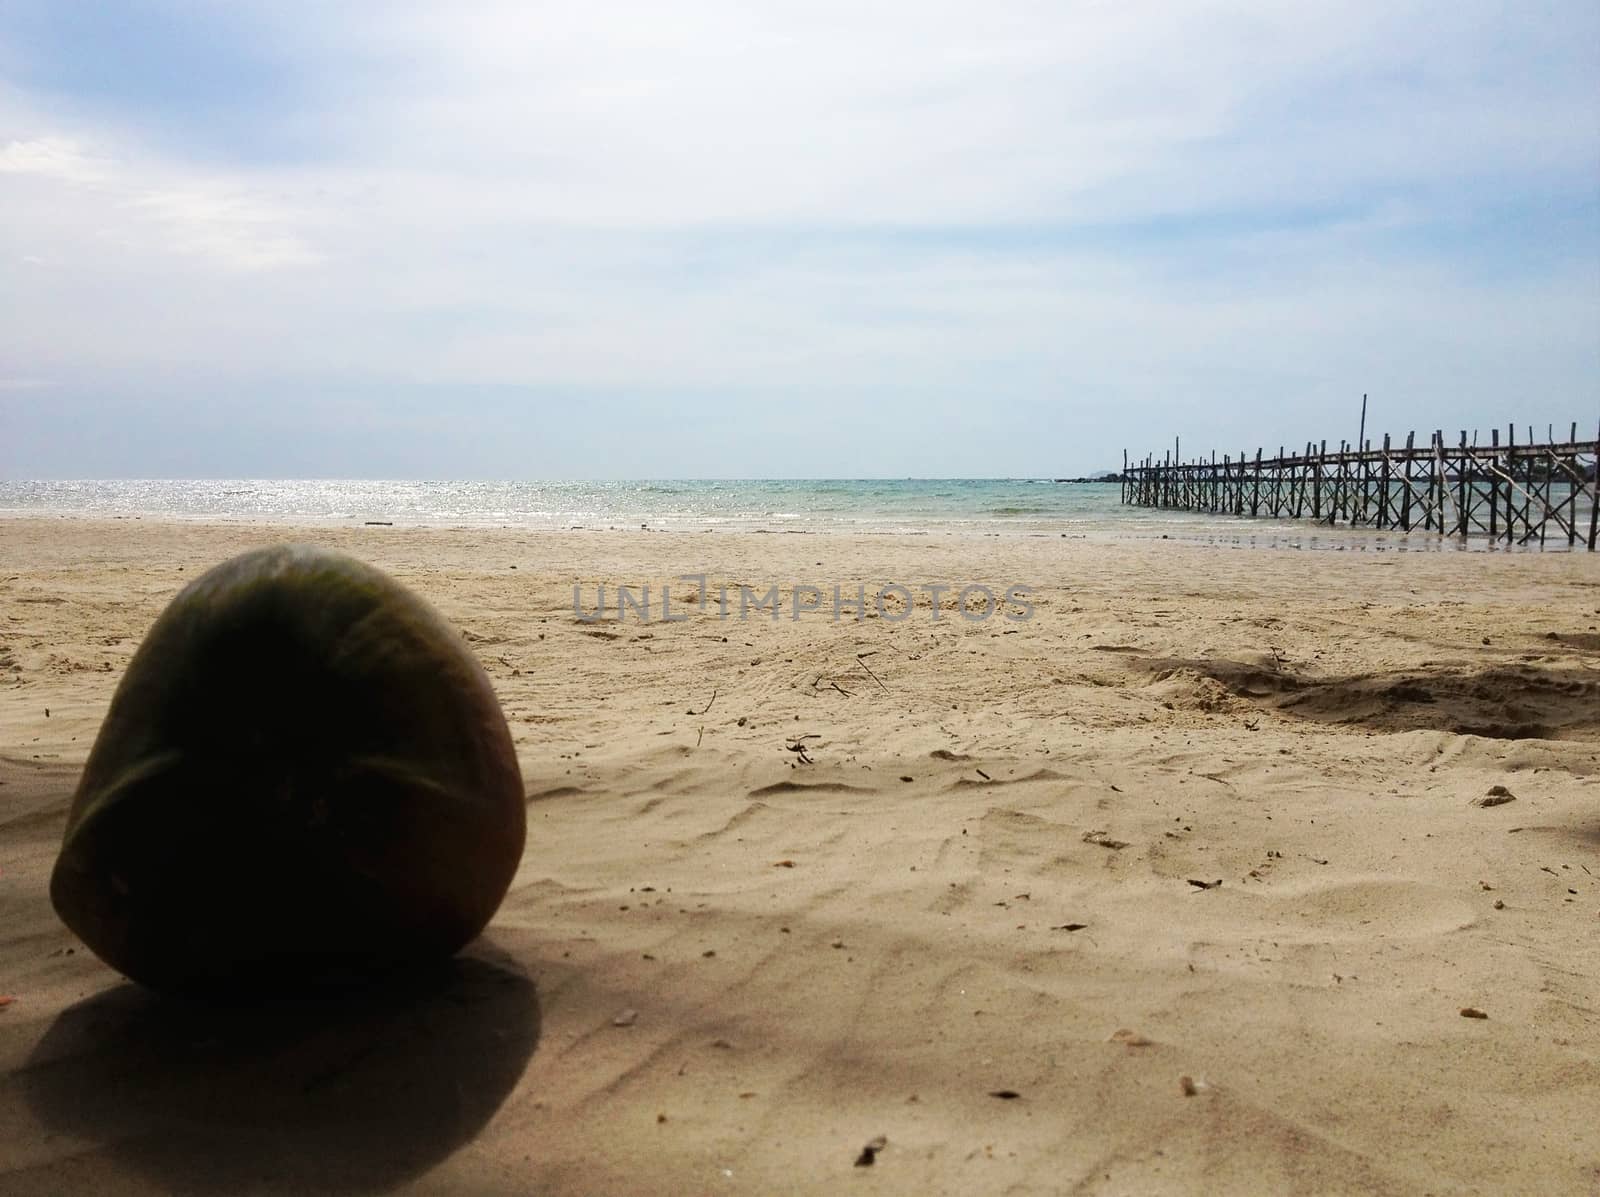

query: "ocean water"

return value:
[0, 478, 1129, 531]
[0, 478, 1566, 549]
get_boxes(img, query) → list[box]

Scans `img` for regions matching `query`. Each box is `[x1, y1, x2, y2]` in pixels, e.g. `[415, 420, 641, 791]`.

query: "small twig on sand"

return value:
[785, 733, 819, 764]
[690, 688, 718, 716]
[812, 674, 854, 698]
[855, 653, 890, 693]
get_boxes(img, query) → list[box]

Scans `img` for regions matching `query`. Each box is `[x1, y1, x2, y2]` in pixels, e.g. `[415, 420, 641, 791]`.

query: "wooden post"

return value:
[1400, 432, 1414, 530]
[1440, 425, 1452, 528]
[1502, 431, 1514, 543]
[1427, 432, 1437, 531]
[1304, 441, 1314, 519]
[1508, 424, 1519, 539]
[1360, 438, 1369, 525]
[1427, 428, 1440, 528]
[1313, 440, 1325, 519]
[1346, 440, 1356, 524]
[1379, 434, 1391, 528]
[1538, 446, 1550, 547]
[1357, 393, 1367, 464]
[1356, 438, 1368, 525]
[1344, 438, 1356, 521]
[1589, 426, 1599, 550]
[1488, 428, 1500, 541]
[1335, 441, 1347, 524]
[1567, 443, 1578, 546]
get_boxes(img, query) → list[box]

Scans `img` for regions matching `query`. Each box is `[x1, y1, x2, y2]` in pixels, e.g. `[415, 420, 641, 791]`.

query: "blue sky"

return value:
[2, 0, 1597, 478]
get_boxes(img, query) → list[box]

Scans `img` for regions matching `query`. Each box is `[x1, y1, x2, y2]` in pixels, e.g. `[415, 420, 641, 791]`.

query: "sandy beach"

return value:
[1, 517, 1596, 1195]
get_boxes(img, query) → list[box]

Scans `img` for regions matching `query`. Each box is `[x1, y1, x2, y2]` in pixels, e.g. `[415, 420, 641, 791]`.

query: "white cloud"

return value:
[0, 136, 111, 184]
[0, 132, 321, 272]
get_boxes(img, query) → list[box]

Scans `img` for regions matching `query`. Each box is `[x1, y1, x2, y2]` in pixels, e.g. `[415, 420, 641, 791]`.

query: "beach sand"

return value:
[1, 517, 1596, 1195]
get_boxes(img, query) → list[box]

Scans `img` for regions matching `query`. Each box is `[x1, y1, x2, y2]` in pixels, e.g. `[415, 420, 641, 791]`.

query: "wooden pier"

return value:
[1122, 422, 1600, 549]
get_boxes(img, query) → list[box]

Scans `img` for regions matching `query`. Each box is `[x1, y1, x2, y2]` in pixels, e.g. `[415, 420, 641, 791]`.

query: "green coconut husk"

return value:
[50, 544, 526, 994]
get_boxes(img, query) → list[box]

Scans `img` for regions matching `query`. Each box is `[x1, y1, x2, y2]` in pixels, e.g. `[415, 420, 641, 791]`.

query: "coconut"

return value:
[50, 545, 526, 993]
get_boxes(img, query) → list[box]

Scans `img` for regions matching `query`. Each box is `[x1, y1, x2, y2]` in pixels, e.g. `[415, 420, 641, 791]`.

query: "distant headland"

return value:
[1052, 472, 1125, 483]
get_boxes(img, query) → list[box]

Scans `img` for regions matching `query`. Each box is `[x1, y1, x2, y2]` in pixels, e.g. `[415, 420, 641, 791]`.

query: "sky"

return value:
[2, 1, 1597, 479]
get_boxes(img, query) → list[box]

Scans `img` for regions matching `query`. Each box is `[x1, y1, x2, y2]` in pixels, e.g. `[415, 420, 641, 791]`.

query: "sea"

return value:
[0, 478, 1578, 550]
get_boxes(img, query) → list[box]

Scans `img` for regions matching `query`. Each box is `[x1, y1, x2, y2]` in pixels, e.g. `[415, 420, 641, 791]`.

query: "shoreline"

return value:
[0, 510, 1578, 553]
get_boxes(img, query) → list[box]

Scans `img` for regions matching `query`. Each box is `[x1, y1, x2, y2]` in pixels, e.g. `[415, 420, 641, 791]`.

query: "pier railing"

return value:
[1122, 424, 1599, 549]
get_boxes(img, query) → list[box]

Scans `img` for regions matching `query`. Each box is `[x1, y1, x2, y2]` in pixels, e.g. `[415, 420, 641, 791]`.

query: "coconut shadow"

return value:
[21, 941, 539, 1195]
